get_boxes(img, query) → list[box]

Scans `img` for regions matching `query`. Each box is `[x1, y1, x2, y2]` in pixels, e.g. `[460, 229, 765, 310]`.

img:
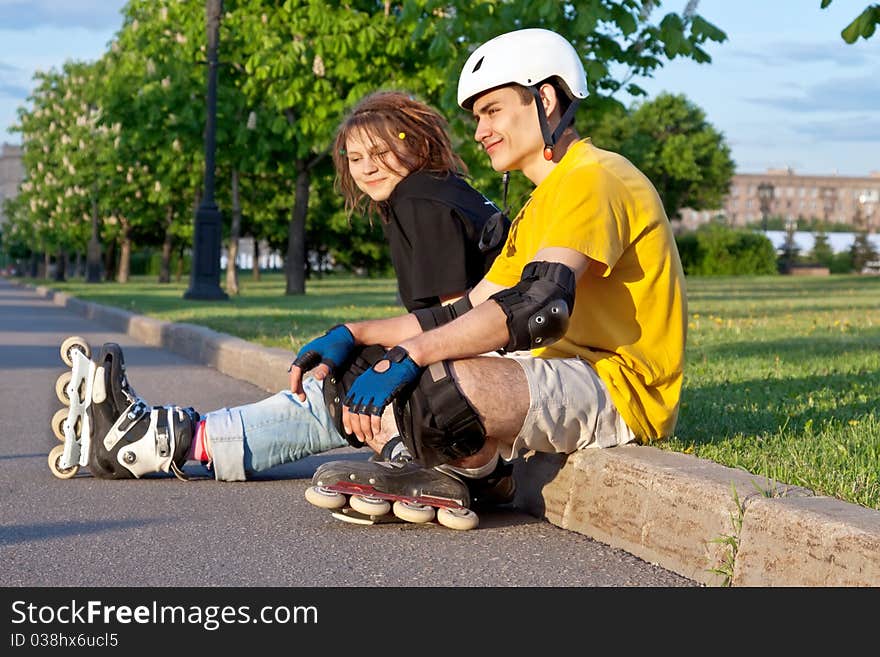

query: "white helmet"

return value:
[457, 28, 588, 110]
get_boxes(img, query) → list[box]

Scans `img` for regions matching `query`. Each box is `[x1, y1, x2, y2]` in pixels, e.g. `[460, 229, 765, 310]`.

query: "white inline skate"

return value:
[48, 337, 199, 480]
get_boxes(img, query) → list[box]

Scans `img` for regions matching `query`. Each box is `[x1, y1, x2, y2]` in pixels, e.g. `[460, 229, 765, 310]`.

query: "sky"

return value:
[0, 0, 878, 177]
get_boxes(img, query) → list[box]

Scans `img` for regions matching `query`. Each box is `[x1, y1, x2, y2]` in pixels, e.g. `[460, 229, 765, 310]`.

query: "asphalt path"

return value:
[0, 278, 695, 588]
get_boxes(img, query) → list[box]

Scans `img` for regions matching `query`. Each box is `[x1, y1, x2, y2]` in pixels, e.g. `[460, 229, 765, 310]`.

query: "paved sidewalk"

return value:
[13, 278, 880, 586]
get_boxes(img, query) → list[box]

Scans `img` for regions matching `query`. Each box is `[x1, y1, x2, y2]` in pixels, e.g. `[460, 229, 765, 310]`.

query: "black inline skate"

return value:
[305, 437, 514, 530]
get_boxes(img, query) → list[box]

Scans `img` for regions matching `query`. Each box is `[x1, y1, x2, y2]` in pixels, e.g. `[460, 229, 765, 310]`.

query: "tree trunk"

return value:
[176, 244, 185, 282]
[252, 238, 261, 281]
[226, 168, 241, 295]
[53, 249, 66, 281]
[103, 239, 117, 282]
[159, 205, 174, 284]
[117, 220, 132, 283]
[285, 160, 309, 295]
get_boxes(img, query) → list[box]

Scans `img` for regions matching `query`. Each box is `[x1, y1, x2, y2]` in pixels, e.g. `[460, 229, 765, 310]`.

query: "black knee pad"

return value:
[393, 360, 486, 468]
[322, 344, 388, 447]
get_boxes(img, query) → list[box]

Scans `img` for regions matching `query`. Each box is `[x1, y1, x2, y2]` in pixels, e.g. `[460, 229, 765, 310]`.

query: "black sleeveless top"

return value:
[381, 171, 509, 311]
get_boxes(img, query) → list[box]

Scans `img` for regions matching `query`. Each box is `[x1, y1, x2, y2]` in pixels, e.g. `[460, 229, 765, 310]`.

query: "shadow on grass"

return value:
[686, 274, 880, 295]
[677, 368, 880, 446]
[64, 290, 400, 315]
[690, 331, 880, 361]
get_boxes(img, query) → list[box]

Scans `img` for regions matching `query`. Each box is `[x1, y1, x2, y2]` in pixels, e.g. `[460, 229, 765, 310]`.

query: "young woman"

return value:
[51, 91, 508, 483]
[333, 90, 506, 312]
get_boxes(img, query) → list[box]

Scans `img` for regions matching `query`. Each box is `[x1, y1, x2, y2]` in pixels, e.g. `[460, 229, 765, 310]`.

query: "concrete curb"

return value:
[23, 280, 880, 587]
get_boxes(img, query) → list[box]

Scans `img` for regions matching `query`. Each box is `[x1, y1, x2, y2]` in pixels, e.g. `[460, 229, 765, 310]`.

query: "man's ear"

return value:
[538, 83, 559, 119]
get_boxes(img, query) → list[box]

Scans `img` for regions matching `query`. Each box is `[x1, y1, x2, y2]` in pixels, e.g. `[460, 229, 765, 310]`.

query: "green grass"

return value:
[18, 272, 880, 510]
[667, 275, 880, 510]
[31, 273, 402, 351]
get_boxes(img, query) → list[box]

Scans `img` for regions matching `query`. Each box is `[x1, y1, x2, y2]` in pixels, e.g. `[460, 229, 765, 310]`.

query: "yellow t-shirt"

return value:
[485, 139, 687, 442]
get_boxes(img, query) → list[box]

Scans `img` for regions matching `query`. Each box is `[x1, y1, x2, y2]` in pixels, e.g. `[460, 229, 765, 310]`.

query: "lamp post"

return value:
[858, 192, 877, 232]
[757, 182, 774, 232]
[184, 0, 228, 301]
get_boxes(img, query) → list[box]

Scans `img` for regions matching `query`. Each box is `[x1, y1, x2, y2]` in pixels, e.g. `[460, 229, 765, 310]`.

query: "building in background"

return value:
[679, 169, 880, 232]
[0, 143, 24, 228]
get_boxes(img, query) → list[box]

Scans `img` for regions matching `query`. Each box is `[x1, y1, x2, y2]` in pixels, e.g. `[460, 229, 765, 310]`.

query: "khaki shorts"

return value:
[499, 354, 635, 461]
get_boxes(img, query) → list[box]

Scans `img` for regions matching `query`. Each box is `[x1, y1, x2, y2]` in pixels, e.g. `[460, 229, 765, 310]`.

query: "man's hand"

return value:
[289, 324, 355, 401]
[342, 346, 423, 443]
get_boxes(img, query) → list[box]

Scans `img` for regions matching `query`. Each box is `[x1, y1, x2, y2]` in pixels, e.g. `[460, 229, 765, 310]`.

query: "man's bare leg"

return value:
[448, 356, 530, 469]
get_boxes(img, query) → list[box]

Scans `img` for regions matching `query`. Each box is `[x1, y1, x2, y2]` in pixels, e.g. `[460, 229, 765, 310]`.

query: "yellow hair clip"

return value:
[398, 132, 406, 140]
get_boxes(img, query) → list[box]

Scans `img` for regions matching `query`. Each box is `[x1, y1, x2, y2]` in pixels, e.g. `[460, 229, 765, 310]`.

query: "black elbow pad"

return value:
[489, 261, 576, 352]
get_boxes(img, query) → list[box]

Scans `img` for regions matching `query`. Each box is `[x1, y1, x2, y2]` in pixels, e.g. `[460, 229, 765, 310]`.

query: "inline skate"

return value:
[305, 438, 481, 530]
[48, 337, 198, 480]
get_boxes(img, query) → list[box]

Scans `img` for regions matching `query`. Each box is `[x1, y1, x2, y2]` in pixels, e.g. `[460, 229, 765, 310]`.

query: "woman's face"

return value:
[345, 128, 409, 202]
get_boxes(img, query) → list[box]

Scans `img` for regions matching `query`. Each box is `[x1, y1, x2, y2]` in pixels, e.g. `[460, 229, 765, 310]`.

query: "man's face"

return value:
[471, 86, 543, 173]
[345, 129, 408, 202]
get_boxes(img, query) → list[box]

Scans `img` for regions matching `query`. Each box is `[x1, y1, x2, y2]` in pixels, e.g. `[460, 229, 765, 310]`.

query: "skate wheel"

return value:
[304, 486, 347, 510]
[51, 408, 70, 442]
[437, 507, 479, 531]
[349, 495, 391, 517]
[54, 371, 73, 405]
[48, 444, 79, 479]
[393, 500, 436, 524]
[60, 336, 90, 367]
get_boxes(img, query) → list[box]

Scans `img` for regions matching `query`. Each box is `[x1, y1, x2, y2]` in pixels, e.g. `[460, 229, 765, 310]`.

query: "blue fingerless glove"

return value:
[344, 346, 423, 416]
[291, 324, 355, 373]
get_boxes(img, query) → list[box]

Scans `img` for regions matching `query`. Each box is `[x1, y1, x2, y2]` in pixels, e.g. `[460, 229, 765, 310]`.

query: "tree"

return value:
[101, 1, 210, 283]
[821, 1, 880, 43]
[403, 0, 728, 219]
[850, 232, 879, 272]
[10, 61, 116, 280]
[587, 93, 734, 221]
[810, 227, 834, 267]
[7, 1, 727, 288]
[234, 0, 727, 293]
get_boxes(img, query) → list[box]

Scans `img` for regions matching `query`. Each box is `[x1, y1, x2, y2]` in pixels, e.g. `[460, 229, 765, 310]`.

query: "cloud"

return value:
[0, 0, 126, 31]
[731, 41, 877, 67]
[0, 81, 29, 98]
[0, 60, 27, 99]
[795, 117, 880, 143]
[746, 76, 880, 113]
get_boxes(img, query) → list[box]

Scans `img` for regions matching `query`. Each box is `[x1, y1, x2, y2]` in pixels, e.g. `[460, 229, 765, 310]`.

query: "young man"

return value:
[294, 28, 687, 527]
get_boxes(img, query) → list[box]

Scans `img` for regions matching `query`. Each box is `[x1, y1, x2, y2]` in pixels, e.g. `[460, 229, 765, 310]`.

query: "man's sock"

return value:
[439, 452, 499, 479]
[187, 419, 211, 463]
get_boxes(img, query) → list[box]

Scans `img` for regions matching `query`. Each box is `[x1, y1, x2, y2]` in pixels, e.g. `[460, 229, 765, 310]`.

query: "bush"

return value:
[129, 251, 152, 276]
[830, 251, 854, 274]
[129, 250, 192, 277]
[676, 225, 777, 276]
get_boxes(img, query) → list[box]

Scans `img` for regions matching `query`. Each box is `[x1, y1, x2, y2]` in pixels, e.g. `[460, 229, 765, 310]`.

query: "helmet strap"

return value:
[529, 85, 581, 161]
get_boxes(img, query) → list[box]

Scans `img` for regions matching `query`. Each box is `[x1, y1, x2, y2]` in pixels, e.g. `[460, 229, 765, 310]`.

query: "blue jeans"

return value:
[203, 377, 348, 481]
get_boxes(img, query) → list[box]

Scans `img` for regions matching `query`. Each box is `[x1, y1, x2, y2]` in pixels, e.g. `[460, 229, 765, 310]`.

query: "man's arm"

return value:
[339, 247, 590, 442]
[288, 282, 497, 399]
[399, 247, 590, 367]
[338, 274, 508, 355]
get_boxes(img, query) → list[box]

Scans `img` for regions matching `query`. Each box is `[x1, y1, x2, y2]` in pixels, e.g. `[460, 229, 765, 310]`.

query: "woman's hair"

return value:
[333, 91, 467, 219]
